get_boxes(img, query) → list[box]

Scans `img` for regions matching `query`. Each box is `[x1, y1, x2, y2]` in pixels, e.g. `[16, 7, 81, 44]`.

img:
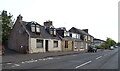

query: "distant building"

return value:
[69, 27, 94, 50]
[93, 38, 105, 46]
[56, 27, 74, 51]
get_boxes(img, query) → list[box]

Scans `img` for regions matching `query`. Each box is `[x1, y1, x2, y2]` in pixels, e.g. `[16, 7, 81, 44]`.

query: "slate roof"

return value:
[56, 28, 82, 41]
[69, 27, 89, 35]
[22, 21, 60, 40]
[69, 27, 94, 38]
[60, 36, 82, 42]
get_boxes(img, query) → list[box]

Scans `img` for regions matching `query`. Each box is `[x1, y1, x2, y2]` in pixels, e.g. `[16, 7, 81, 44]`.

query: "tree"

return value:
[117, 42, 120, 46]
[105, 37, 116, 48]
[1, 10, 14, 45]
[0, 13, 2, 45]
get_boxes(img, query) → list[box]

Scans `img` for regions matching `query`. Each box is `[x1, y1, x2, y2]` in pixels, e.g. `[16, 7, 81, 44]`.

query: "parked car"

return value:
[114, 46, 118, 48]
[88, 45, 97, 52]
[109, 46, 114, 50]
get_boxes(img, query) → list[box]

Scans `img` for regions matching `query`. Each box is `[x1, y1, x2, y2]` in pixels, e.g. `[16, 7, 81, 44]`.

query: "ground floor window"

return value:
[36, 39, 43, 48]
[54, 41, 58, 47]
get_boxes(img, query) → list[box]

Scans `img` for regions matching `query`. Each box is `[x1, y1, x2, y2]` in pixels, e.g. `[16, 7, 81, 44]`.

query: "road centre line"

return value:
[96, 56, 102, 60]
[75, 60, 92, 69]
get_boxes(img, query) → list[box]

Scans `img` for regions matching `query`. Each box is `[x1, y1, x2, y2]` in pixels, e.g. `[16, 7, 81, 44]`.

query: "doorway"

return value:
[45, 40, 48, 52]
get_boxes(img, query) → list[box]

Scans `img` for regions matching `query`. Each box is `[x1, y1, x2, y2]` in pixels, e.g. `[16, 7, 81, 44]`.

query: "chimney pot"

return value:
[17, 14, 23, 22]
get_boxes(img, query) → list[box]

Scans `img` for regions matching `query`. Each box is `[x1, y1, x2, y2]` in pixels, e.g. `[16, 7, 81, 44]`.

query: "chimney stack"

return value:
[44, 20, 53, 26]
[17, 14, 23, 23]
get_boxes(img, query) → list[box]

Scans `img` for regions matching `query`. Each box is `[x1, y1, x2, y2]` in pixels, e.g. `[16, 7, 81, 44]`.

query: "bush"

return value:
[95, 46, 106, 49]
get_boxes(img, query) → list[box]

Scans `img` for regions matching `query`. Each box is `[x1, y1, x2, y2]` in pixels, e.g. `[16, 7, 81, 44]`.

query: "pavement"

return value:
[2, 48, 103, 64]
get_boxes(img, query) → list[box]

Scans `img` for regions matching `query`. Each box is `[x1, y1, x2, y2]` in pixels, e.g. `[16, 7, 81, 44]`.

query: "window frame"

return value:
[36, 39, 43, 48]
[36, 25, 40, 33]
[54, 41, 58, 47]
[31, 25, 35, 32]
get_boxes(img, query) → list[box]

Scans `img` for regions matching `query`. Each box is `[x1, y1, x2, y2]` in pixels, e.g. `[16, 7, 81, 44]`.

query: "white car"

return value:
[110, 46, 114, 50]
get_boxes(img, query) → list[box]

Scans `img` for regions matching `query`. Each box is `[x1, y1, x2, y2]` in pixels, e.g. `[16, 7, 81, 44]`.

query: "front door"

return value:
[45, 40, 48, 52]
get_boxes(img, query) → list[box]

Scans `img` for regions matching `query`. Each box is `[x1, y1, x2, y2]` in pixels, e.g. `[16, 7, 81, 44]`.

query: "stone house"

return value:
[93, 38, 105, 47]
[56, 27, 74, 51]
[69, 27, 94, 50]
[8, 15, 61, 53]
[68, 32, 83, 51]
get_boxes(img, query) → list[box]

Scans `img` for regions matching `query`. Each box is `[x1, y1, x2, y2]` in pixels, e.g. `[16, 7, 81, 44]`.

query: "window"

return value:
[65, 41, 68, 48]
[50, 29, 56, 36]
[84, 35, 87, 41]
[31, 25, 35, 32]
[36, 39, 43, 48]
[70, 33, 72, 37]
[64, 32, 69, 36]
[72, 33, 76, 38]
[50, 29, 53, 35]
[88, 36, 90, 40]
[31, 24, 40, 33]
[53, 29, 56, 35]
[54, 41, 58, 47]
[36, 25, 40, 32]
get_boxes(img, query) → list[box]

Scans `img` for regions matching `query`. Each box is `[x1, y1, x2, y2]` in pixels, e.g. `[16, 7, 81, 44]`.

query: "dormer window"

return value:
[50, 28, 56, 36]
[64, 32, 70, 37]
[53, 29, 56, 35]
[31, 23, 40, 33]
[31, 25, 35, 32]
[36, 25, 40, 33]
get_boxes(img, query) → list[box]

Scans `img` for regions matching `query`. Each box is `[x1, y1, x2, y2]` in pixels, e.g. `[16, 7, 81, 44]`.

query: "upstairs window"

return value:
[50, 28, 56, 36]
[64, 32, 70, 37]
[36, 25, 40, 33]
[50, 29, 53, 35]
[53, 29, 56, 35]
[31, 24, 40, 33]
[31, 25, 35, 32]
[72, 33, 76, 38]
[84, 35, 87, 41]
[88, 36, 91, 40]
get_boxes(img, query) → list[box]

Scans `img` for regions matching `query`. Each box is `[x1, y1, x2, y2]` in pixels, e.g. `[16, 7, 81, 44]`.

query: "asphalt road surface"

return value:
[3, 48, 118, 69]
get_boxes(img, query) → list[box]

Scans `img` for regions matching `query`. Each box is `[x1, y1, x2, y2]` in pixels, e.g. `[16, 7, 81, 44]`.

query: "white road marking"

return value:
[42, 58, 47, 61]
[20, 57, 54, 65]
[75, 60, 92, 69]
[21, 62, 25, 64]
[73, 55, 77, 56]
[96, 56, 102, 60]
[12, 64, 20, 67]
[24, 59, 38, 63]
[46, 57, 53, 60]
[104, 54, 107, 56]
[38, 59, 42, 61]
[6, 63, 12, 65]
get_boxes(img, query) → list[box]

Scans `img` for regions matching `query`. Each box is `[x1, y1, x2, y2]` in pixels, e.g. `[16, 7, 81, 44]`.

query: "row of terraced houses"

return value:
[8, 15, 105, 54]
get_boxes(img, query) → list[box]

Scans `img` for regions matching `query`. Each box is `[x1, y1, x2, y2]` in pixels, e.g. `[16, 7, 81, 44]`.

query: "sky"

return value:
[0, 0, 119, 42]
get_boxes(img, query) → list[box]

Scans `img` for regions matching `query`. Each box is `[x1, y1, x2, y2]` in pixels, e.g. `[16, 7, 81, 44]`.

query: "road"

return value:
[3, 48, 118, 69]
